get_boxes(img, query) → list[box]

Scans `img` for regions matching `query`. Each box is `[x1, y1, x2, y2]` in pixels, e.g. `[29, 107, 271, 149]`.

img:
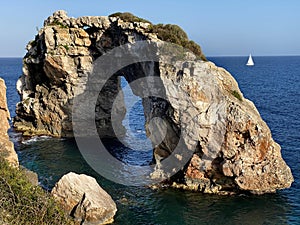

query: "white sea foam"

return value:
[136, 129, 146, 133]
[21, 135, 53, 144]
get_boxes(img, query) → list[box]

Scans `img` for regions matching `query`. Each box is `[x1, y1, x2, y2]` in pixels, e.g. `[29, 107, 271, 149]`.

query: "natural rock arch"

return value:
[14, 11, 293, 194]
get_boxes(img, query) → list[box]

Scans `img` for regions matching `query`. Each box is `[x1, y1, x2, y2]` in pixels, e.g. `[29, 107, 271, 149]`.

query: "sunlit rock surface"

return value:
[0, 78, 18, 167]
[51, 172, 117, 224]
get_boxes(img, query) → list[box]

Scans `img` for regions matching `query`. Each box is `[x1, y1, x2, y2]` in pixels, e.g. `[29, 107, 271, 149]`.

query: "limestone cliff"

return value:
[14, 10, 293, 194]
[0, 78, 18, 166]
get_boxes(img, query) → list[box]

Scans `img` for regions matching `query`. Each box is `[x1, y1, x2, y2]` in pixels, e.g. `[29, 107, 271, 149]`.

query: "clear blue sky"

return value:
[1, 0, 300, 57]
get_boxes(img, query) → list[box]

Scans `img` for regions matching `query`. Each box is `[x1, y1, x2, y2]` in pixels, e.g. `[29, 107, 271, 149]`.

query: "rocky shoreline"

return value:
[1, 77, 117, 224]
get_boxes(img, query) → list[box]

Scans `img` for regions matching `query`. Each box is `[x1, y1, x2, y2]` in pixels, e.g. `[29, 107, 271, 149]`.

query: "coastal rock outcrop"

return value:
[14, 10, 293, 194]
[51, 172, 117, 225]
[0, 78, 18, 167]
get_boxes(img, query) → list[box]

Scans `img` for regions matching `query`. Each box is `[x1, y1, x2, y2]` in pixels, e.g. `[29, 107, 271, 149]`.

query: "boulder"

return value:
[51, 172, 117, 225]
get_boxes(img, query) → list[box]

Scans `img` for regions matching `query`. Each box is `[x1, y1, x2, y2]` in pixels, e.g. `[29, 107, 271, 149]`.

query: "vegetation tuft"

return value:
[109, 12, 151, 24]
[48, 20, 68, 29]
[109, 12, 207, 61]
[231, 90, 243, 101]
[149, 24, 207, 61]
[63, 44, 70, 51]
[0, 156, 73, 225]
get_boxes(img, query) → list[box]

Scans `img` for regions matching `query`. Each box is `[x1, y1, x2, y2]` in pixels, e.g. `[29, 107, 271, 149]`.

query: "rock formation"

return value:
[14, 10, 293, 194]
[51, 172, 117, 225]
[0, 78, 18, 167]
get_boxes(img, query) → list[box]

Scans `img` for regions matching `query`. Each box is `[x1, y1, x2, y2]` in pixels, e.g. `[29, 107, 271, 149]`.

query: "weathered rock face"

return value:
[15, 10, 293, 194]
[157, 61, 294, 194]
[51, 172, 117, 225]
[0, 78, 18, 167]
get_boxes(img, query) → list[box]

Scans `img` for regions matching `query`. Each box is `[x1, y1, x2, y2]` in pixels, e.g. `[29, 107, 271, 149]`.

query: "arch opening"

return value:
[95, 62, 180, 167]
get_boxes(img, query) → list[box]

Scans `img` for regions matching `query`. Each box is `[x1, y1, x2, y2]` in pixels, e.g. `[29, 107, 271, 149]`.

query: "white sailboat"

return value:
[246, 54, 254, 66]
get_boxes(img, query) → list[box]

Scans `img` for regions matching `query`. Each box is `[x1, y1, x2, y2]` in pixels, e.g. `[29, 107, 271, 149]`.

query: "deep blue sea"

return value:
[0, 56, 299, 225]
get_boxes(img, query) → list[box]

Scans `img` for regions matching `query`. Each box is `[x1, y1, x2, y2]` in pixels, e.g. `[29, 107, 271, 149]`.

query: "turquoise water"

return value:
[1, 57, 300, 224]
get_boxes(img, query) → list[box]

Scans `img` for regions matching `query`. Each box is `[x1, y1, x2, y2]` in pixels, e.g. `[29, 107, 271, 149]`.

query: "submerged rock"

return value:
[15, 10, 293, 194]
[0, 78, 18, 167]
[20, 165, 39, 186]
[51, 172, 117, 225]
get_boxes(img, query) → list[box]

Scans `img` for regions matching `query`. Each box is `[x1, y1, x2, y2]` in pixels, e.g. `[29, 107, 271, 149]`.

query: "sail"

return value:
[246, 54, 254, 66]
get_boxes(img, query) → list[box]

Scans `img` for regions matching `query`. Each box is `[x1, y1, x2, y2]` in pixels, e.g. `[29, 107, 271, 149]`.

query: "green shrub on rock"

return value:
[231, 90, 243, 101]
[109, 12, 207, 61]
[149, 23, 188, 43]
[109, 12, 152, 24]
[0, 157, 73, 225]
[149, 24, 207, 61]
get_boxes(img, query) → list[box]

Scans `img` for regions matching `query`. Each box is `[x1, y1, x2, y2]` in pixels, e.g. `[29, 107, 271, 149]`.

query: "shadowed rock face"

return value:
[0, 78, 18, 167]
[14, 10, 293, 194]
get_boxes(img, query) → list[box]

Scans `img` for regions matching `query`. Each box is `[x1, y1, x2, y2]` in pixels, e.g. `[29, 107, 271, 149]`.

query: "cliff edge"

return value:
[0, 78, 18, 167]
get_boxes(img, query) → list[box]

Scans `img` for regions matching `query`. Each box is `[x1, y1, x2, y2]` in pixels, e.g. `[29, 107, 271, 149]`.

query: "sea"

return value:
[0, 56, 299, 225]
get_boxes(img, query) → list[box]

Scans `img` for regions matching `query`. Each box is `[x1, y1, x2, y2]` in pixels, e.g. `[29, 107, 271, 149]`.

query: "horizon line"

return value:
[0, 54, 300, 58]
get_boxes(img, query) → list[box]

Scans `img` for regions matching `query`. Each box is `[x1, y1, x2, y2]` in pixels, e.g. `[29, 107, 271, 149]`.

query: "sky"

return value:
[1, 0, 300, 57]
